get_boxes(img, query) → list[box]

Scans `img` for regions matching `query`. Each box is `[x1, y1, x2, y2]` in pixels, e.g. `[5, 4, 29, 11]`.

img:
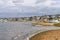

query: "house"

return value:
[49, 19, 59, 23]
[36, 16, 41, 20]
[40, 15, 50, 22]
[0, 18, 4, 22]
[29, 17, 33, 21]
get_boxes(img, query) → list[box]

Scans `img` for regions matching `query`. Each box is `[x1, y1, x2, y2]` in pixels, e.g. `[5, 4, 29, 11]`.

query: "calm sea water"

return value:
[0, 22, 32, 40]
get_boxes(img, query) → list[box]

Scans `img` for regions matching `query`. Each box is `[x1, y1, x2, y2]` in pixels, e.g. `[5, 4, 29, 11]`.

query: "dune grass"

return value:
[54, 23, 60, 27]
[32, 21, 54, 26]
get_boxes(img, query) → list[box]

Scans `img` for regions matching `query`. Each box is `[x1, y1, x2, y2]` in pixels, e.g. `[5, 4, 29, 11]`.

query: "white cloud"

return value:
[0, 0, 59, 8]
[6, 0, 15, 6]
[0, 0, 4, 5]
[35, 0, 60, 8]
[23, 0, 36, 6]
[0, 0, 60, 13]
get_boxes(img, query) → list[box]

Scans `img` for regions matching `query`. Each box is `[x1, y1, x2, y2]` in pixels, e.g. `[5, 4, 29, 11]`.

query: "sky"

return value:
[0, 0, 60, 18]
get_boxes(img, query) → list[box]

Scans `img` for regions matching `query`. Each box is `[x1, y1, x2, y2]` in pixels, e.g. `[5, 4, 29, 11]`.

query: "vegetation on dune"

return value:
[32, 21, 54, 26]
[54, 23, 60, 27]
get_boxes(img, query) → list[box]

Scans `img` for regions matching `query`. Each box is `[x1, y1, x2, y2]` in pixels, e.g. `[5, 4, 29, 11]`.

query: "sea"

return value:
[0, 22, 60, 40]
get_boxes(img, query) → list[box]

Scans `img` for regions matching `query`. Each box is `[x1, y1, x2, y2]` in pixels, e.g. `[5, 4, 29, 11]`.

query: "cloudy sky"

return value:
[0, 0, 60, 18]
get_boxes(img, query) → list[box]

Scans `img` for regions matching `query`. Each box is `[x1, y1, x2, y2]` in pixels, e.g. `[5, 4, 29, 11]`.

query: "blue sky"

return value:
[0, 0, 60, 18]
